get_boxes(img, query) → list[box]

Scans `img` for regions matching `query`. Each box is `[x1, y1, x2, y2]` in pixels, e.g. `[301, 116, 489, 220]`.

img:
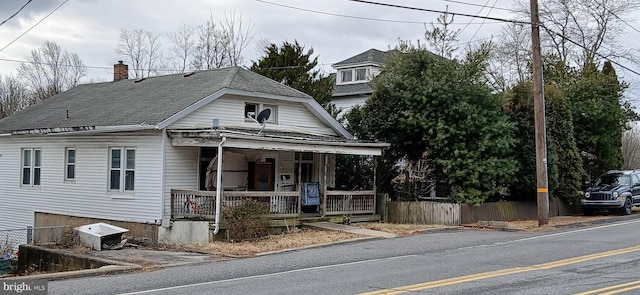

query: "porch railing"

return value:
[325, 190, 376, 215]
[170, 189, 376, 220]
[171, 189, 299, 220]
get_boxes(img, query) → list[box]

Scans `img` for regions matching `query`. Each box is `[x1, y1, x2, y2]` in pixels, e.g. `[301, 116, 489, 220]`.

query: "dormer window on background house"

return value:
[340, 70, 353, 83]
[338, 67, 369, 84]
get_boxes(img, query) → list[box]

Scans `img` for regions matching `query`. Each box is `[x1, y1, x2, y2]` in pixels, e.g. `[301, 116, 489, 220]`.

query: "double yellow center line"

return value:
[576, 280, 640, 295]
[359, 245, 640, 295]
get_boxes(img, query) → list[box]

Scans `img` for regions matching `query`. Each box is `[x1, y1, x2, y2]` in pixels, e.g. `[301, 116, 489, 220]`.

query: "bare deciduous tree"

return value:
[0, 75, 29, 119]
[485, 23, 531, 91]
[191, 11, 254, 70]
[221, 10, 255, 66]
[192, 14, 228, 70]
[165, 24, 195, 73]
[117, 29, 162, 78]
[17, 41, 86, 103]
[516, 0, 640, 67]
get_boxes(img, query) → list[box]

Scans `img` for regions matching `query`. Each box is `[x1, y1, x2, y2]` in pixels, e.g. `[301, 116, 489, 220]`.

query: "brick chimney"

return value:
[114, 61, 128, 81]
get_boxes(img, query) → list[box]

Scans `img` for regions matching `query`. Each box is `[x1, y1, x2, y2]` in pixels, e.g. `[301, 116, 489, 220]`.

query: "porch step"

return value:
[304, 222, 396, 239]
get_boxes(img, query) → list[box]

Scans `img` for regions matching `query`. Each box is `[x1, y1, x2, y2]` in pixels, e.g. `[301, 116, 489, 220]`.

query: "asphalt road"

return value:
[48, 216, 640, 295]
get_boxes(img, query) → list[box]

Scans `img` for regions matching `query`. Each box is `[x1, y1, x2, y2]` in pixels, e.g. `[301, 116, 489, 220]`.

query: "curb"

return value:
[462, 213, 640, 232]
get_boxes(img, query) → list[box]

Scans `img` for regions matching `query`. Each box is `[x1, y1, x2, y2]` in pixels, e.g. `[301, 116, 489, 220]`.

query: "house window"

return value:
[245, 103, 277, 123]
[109, 147, 135, 192]
[295, 152, 314, 183]
[245, 103, 258, 119]
[262, 104, 277, 123]
[340, 70, 353, 82]
[355, 68, 367, 81]
[21, 148, 41, 186]
[65, 148, 76, 180]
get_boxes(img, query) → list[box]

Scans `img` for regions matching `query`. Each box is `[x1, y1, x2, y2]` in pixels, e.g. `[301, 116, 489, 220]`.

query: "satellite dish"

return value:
[256, 109, 271, 124]
[247, 108, 271, 135]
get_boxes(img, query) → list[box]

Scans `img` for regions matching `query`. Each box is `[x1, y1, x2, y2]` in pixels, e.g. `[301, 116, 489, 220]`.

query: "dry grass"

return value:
[188, 228, 362, 257]
[186, 223, 451, 257]
[185, 215, 620, 257]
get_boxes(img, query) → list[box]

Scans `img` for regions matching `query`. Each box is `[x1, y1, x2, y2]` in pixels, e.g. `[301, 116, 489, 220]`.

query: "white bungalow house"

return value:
[0, 63, 388, 244]
[331, 48, 392, 119]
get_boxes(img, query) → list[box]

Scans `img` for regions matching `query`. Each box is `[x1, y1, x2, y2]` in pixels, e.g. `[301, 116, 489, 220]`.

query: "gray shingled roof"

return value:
[332, 83, 374, 97]
[0, 66, 312, 133]
[333, 49, 389, 67]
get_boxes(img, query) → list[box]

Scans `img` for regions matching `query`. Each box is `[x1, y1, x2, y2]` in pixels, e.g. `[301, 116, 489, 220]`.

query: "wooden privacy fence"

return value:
[387, 198, 571, 225]
[387, 201, 461, 225]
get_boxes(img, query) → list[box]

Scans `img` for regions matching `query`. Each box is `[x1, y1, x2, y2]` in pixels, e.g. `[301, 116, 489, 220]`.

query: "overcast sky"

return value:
[1, 0, 639, 106]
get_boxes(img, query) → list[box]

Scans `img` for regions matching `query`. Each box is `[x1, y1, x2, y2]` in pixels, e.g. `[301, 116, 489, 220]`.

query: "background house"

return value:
[0, 63, 387, 244]
[331, 48, 391, 119]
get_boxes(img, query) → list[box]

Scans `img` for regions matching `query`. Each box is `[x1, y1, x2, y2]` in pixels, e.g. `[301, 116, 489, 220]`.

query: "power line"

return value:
[0, 57, 339, 74]
[0, 0, 69, 53]
[257, 0, 427, 24]
[0, 0, 32, 28]
[457, 0, 492, 37]
[350, 0, 640, 77]
[257, 0, 502, 25]
[467, 1, 497, 45]
[542, 25, 640, 77]
[441, 0, 518, 13]
[0, 57, 111, 70]
[347, 0, 531, 25]
[590, 1, 640, 35]
[454, 0, 497, 60]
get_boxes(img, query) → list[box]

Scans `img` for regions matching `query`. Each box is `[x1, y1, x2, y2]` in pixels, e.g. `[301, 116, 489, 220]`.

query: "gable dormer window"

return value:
[340, 70, 353, 83]
[338, 67, 369, 84]
[355, 68, 367, 81]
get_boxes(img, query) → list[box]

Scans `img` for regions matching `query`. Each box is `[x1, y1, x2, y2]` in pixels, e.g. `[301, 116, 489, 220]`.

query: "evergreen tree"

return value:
[352, 43, 517, 205]
[250, 41, 333, 106]
[506, 81, 582, 203]
[566, 62, 628, 181]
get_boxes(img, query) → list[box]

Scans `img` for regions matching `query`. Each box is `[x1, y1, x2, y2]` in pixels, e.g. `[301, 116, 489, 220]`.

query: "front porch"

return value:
[170, 189, 378, 221]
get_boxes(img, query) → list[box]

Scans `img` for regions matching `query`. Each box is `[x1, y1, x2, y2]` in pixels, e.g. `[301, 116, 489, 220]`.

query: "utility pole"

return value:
[530, 0, 549, 226]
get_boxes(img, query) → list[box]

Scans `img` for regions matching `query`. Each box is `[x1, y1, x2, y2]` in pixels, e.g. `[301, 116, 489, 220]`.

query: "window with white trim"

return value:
[245, 103, 258, 119]
[245, 102, 277, 123]
[355, 68, 368, 81]
[65, 148, 76, 180]
[340, 70, 353, 83]
[21, 148, 41, 186]
[109, 147, 135, 192]
[338, 68, 369, 84]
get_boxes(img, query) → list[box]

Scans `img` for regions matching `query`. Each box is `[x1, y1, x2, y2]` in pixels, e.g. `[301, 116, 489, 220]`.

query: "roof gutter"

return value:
[5, 124, 158, 136]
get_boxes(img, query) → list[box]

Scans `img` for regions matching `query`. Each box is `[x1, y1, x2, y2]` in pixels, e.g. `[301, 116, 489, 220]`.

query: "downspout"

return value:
[212, 136, 227, 235]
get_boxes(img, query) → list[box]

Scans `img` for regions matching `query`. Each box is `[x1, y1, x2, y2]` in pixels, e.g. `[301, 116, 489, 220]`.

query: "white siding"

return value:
[0, 133, 164, 229]
[333, 95, 369, 118]
[162, 135, 199, 217]
[170, 94, 337, 136]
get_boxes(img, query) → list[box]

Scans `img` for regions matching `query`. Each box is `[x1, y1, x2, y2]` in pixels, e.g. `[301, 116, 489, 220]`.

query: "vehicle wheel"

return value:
[620, 197, 633, 215]
[583, 208, 593, 216]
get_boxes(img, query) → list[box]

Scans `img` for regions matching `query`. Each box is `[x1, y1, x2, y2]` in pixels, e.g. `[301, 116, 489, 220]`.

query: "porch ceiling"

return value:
[167, 128, 388, 156]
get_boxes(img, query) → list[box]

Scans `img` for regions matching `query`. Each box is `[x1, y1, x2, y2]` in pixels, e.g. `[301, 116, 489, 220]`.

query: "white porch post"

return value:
[322, 153, 328, 217]
[297, 152, 302, 216]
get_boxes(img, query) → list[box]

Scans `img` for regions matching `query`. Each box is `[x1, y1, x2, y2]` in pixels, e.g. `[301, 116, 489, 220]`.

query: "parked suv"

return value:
[581, 170, 640, 215]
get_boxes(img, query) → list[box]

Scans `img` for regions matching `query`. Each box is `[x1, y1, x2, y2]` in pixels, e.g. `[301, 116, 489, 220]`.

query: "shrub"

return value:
[223, 199, 270, 242]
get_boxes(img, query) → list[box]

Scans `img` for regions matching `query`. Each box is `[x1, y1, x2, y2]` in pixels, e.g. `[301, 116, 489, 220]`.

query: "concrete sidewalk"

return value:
[304, 222, 397, 238]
